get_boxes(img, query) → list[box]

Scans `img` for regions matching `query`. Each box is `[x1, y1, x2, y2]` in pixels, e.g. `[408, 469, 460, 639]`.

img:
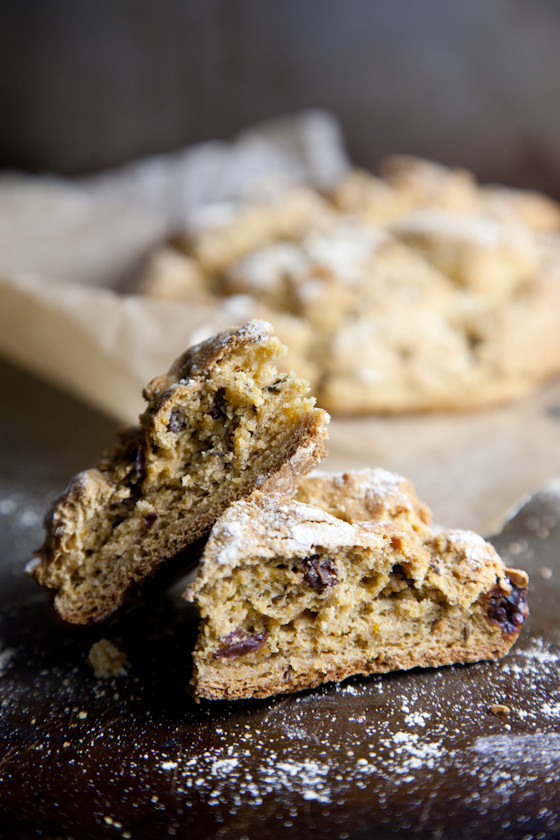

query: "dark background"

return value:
[2, 0, 560, 194]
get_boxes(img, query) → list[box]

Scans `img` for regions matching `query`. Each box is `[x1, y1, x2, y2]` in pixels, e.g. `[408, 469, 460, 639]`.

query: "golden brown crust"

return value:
[194, 640, 515, 701]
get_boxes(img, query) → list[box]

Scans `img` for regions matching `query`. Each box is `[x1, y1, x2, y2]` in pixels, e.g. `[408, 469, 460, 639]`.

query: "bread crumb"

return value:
[489, 703, 511, 716]
[88, 639, 128, 678]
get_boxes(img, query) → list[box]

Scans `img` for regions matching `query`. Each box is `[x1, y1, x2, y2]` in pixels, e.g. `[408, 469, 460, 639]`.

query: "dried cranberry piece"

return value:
[486, 583, 528, 636]
[210, 387, 228, 420]
[167, 410, 185, 433]
[303, 554, 339, 592]
[143, 511, 158, 530]
[214, 628, 269, 660]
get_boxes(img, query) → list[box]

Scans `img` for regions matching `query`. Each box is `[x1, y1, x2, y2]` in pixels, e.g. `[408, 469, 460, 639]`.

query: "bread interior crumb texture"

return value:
[35, 323, 327, 622]
[189, 515, 523, 700]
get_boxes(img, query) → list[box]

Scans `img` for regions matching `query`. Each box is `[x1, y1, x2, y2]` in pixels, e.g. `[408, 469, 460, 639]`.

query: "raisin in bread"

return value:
[185, 483, 528, 700]
[28, 321, 329, 624]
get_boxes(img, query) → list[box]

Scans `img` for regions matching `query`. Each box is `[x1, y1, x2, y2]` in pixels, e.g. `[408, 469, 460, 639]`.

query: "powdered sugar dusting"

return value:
[166, 631, 558, 814]
[361, 467, 412, 507]
[381, 732, 443, 773]
[226, 219, 385, 294]
[303, 220, 385, 281]
[443, 529, 489, 551]
[306, 467, 415, 514]
[160, 760, 179, 771]
[439, 529, 495, 565]
[228, 243, 308, 292]
[181, 318, 274, 372]
[2, 483, 558, 834]
[2, 558, 559, 838]
[188, 495, 372, 590]
[162, 747, 333, 805]
[150, 695, 448, 808]
[337, 466, 406, 494]
[132, 630, 559, 819]
[404, 710, 431, 728]
[505, 636, 560, 668]
[472, 732, 560, 764]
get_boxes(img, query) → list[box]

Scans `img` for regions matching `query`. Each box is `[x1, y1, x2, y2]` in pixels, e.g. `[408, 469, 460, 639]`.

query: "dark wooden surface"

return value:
[2, 0, 560, 195]
[1, 357, 560, 839]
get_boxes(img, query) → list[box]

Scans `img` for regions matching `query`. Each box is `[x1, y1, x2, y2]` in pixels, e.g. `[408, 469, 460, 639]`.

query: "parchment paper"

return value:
[2, 109, 560, 534]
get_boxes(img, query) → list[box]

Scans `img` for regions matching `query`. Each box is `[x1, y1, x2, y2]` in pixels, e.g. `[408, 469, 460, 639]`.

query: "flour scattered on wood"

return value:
[88, 639, 128, 678]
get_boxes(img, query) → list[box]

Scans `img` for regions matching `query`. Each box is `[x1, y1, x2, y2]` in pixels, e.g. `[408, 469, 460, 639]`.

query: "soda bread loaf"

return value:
[28, 321, 329, 624]
[138, 155, 560, 413]
[185, 473, 528, 700]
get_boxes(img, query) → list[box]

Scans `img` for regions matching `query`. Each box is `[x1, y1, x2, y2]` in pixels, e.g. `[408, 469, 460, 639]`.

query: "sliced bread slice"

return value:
[185, 489, 527, 700]
[29, 321, 328, 624]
